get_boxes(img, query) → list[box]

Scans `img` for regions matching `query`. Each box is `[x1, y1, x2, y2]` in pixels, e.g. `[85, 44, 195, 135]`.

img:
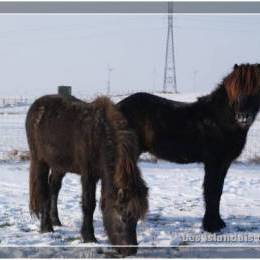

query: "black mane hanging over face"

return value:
[116, 63, 260, 233]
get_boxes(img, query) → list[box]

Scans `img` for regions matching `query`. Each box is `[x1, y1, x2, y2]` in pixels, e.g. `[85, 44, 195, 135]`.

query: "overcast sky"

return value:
[0, 14, 259, 97]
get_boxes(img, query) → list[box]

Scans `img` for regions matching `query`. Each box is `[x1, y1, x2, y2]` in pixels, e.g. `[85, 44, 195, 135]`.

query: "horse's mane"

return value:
[223, 63, 260, 103]
[94, 96, 148, 219]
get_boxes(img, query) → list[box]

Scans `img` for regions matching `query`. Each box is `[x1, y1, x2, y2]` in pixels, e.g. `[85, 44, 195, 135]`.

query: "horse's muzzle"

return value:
[235, 113, 253, 128]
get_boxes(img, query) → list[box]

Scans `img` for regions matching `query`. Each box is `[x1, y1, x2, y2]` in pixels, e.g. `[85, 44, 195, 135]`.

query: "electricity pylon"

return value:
[163, 2, 178, 93]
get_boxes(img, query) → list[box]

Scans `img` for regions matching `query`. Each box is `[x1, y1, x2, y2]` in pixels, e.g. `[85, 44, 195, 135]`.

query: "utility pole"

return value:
[163, 2, 178, 93]
[106, 65, 114, 96]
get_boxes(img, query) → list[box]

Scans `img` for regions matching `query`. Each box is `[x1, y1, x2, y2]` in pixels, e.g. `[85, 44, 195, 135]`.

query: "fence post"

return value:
[58, 86, 72, 96]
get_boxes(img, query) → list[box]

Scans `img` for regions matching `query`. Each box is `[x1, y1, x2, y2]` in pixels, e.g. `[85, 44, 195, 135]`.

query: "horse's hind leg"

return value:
[36, 161, 53, 233]
[49, 170, 65, 226]
[81, 173, 98, 243]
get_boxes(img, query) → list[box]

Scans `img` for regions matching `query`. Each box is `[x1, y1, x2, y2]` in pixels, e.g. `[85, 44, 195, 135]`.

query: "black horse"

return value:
[26, 95, 148, 256]
[118, 64, 260, 232]
[48, 63, 260, 233]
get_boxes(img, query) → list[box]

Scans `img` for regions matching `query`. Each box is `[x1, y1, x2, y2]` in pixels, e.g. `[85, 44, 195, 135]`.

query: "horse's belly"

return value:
[152, 138, 202, 163]
[157, 150, 200, 163]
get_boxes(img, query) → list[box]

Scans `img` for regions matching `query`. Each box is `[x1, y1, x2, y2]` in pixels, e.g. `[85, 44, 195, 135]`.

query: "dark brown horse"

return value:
[26, 95, 148, 256]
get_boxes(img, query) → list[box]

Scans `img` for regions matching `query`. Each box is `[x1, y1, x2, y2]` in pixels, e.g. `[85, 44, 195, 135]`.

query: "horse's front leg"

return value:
[81, 174, 98, 243]
[49, 170, 65, 226]
[203, 160, 231, 233]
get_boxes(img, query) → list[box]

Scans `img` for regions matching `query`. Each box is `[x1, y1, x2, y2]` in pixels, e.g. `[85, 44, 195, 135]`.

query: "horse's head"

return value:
[101, 169, 148, 256]
[224, 63, 260, 129]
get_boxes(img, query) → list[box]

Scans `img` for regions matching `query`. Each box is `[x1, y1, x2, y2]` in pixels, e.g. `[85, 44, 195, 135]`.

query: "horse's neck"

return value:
[198, 84, 227, 104]
[198, 85, 238, 127]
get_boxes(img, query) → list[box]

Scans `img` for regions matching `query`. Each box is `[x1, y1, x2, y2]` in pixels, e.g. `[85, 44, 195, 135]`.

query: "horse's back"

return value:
[118, 92, 188, 112]
[26, 94, 88, 143]
[26, 94, 85, 129]
[118, 92, 194, 126]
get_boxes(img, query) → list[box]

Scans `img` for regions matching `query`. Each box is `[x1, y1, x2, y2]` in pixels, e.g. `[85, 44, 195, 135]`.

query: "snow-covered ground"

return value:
[1, 161, 260, 257]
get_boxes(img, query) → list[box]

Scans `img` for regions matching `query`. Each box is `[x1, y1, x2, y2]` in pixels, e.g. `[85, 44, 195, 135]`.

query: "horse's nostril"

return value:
[236, 112, 252, 126]
[237, 113, 245, 119]
[236, 114, 242, 121]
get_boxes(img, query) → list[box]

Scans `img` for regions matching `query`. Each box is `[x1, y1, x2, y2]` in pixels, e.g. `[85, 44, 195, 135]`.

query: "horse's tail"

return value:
[95, 96, 148, 219]
[26, 101, 41, 219]
[29, 160, 41, 218]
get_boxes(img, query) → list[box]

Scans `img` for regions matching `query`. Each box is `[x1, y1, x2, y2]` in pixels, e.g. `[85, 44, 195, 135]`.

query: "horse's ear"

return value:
[234, 64, 238, 70]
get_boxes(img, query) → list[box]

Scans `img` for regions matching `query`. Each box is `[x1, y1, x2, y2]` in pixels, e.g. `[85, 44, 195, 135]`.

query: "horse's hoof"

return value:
[83, 235, 98, 243]
[203, 216, 226, 233]
[51, 218, 62, 226]
[40, 225, 54, 233]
